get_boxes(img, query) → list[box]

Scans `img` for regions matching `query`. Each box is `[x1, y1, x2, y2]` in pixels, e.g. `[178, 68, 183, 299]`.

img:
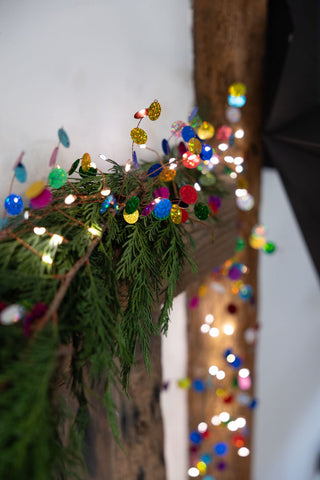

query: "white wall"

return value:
[0, 0, 193, 207]
[253, 168, 320, 480]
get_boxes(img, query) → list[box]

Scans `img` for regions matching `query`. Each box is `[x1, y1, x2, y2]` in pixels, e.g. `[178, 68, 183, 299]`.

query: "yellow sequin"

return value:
[123, 210, 139, 224]
[159, 167, 176, 182]
[228, 82, 246, 97]
[188, 137, 202, 154]
[148, 100, 161, 121]
[130, 127, 147, 144]
[197, 121, 215, 140]
[170, 204, 182, 224]
[81, 152, 91, 172]
[25, 180, 45, 199]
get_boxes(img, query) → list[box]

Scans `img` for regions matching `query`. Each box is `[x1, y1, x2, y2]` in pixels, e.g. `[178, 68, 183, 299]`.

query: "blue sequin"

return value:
[100, 195, 114, 214]
[192, 379, 205, 392]
[181, 125, 194, 142]
[190, 431, 202, 445]
[133, 151, 138, 169]
[147, 163, 163, 178]
[15, 164, 27, 183]
[162, 138, 170, 155]
[214, 442, 228, 456]
[228, 95, 246, 108]
[229, 134, 235, 147]
[4, 194, 24, 216]
[188, 106, 198, 122]
[58, 128, 70, 148]
[153, 199, 172, 219]
[200, 144, 213, 160]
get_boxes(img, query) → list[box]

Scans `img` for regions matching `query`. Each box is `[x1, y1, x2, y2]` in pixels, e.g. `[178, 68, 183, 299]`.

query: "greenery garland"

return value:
[0, 101, 231, 479]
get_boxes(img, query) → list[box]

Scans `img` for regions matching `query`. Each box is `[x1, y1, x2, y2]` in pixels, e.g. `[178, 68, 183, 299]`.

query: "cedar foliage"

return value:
[0, 147, 227, 478]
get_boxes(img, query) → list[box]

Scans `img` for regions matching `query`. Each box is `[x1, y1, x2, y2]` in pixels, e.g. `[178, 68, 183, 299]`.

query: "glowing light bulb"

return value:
[208, 365, 219, 376]
[218, 143, 228, 151]
[230, 172, 237, 179]
[34, 227, 46, 235]
[88, 227, 100, 236]
[239, 368, 250, 378]
[219, 412, 230, 422]
[139, 144, 147, 149]
[209, 327, 219, 338]
[216, 370, 226, 380]
[64, 194, 77, 205]
[101, 188, 111, 196]
[211, 415, 221, 426]
[188, 467, 200, 477]
[205, 314, 214, 324]
[90, 162, 97, 168]
[211, 155, 220, 165]
[226, 354, 236, 363]
[238, 447, 250, 457]
[235, 129, 245, 139]
[224, 324, 234, 335]
[125, 160, 132, 172]
[194, 182, 201, 192]
[224, 155, 234, 163]
[42, 254, 53, 265]
[24, 211, 29, 220]
[227, 421, 238, 432]
[200, 324, 210, 334]
[169, 157, 176, 163]
[198, 422, 208, 433]
[235, 188, 248, 198]
[235, 165, 244, 173]
[169, 163, 177, 169]
[234, 156, 244, 165]
[235, 417, 246, 429]
[49, 234, 63, 247]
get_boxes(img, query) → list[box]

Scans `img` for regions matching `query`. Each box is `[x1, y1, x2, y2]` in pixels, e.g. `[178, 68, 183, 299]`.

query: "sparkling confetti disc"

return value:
[147, 163, 162, 177]
[181, 125, 194, 142]
[200, 144, 213, 160]
[182, 152, 201, 169]
[125, 196, 140, 214]
[153, 198, 172, 219]
[194, 203, 209, 220]
[58, 128, 70, 148]
[228, 82, 247, 96]
[15, 164, 27, 183]
[4, 194, 24, 216]
[30, 188, 52, 209]
[153, 186, 169, 199]
[236, 193, 254, 211]
[159, 167, 176, 182]
[25, 180, 45, 199]
[81, 153, 91, 172]
[180, 185, 197, 204]
[48, 167, 67, 188]
[263, 241, 276, 254]
[148, 100, 161, 121]
[123, 210, 139, 224]
[130, 127, 147, 144]
[197, 121, 215, 140]
[170, 204, 182, 224]
[216, 125, 233, 142]
[188, 137, 202, 154]
[170, 120, 185, 137]
[226, 106, 242, 123]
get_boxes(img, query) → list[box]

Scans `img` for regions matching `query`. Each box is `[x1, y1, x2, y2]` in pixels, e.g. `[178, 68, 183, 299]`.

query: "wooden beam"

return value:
[188, 1, 268, 479]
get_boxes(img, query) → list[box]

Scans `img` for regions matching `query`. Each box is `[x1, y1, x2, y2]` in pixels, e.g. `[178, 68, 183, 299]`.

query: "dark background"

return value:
[265, 0, 320, 277]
